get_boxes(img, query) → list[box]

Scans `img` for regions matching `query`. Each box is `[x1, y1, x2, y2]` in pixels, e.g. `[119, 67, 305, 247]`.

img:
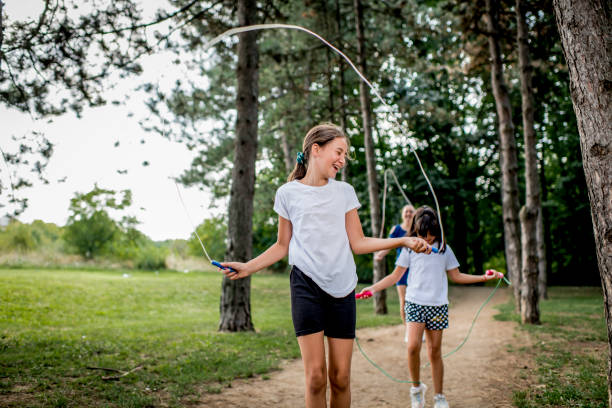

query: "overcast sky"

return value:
[2, 1, 220, 241]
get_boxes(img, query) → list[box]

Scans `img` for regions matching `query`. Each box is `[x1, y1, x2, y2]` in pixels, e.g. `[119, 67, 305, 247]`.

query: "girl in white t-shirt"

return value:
[357, 206, 504, 408]
[218, 123, 431, 408]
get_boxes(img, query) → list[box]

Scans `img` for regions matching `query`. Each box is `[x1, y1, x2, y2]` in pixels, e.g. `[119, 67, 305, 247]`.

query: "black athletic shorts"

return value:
[290, 266, 356, 339]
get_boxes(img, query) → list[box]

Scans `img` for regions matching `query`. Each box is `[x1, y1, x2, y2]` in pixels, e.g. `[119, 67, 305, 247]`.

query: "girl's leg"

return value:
[297, 331, 327, 408]
[425, 329, 444, 394]
[327, 337, 354, 408]
[406, 322, 426, 384]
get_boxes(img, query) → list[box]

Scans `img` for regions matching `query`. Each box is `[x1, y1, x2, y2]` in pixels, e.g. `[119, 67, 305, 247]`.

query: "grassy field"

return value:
[0, 267, 403, 407]
[495, 286, 607, 408]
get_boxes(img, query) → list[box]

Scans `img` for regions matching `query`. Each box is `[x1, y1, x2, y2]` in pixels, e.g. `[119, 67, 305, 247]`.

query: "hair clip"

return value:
[296, 151, 305, 164]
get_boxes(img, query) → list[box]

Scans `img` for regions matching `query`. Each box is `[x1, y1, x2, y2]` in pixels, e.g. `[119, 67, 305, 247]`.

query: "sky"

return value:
[1, 1, 220, 241]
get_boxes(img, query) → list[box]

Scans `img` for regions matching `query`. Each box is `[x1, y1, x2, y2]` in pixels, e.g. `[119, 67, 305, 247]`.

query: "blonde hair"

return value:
[288, 123, 351, 182]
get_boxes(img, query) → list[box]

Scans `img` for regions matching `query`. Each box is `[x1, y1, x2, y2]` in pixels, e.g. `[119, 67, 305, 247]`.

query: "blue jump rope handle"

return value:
[430, 247, 439, 253]
[212, 260, 236, 272]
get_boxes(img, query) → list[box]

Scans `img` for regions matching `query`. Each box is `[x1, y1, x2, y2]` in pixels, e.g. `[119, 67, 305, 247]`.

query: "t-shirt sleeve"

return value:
[273, 187, 290, 219]
[396, 247, 411, 268]
[445, 245, 460, 270]
[344, 183, 361, 213]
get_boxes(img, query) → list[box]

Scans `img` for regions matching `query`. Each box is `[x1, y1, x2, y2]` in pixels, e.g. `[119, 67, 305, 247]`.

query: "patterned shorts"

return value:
[404, 302, 449, 330]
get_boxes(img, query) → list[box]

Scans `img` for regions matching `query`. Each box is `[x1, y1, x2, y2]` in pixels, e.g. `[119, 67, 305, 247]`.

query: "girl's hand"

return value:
[374, 251, 385, 261]
[484, 269, 504, 281]
[356, 287, 374, 299]
[216, 262, 253, 280]
[403, 237, 431, 254]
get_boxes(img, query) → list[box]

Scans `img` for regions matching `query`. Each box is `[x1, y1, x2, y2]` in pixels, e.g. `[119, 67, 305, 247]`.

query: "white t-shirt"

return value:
[396, 243, 460, 306]
[273, 178, 361, 298]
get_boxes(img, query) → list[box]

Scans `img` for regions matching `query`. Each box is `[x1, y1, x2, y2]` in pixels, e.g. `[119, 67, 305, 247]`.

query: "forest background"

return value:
[1, 0, 598, 287]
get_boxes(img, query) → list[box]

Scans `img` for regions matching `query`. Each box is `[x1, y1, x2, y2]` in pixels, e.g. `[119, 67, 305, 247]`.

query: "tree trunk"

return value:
[279, 119, 293, 173]
[516, 0, 540, 324]
[335, 0, 349, 182]
[552, 0, 612, 403]
[321, 0, 336, 121]
[536, 206, 548, 299]
[485, 0, 522, 311]
[539, 155, 552, 295]
[219, 0, 258, 332]
[354, 0, 386, 314]
[0, 1, 5, 52]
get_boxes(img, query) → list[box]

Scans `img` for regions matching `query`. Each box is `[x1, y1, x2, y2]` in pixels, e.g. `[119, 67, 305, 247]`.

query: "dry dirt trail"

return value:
[199, 286, 521, 408]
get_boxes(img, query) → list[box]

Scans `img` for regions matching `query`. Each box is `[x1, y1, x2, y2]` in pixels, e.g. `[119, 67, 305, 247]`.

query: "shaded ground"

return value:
[199, 286, 524, 407]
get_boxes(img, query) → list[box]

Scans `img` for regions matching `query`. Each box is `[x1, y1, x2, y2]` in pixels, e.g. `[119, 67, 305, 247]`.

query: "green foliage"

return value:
[0, 220, 64, 252]
[4, 0, 594, 286]
[64, 210, 118, 259]
[0, 267, 402, 406]
[64, 185, 139, 260]
[495, 287, 607, 407]
[0, 221, 36, 251]
[188, 216, 227, 261]
[134, 244, 168, 270]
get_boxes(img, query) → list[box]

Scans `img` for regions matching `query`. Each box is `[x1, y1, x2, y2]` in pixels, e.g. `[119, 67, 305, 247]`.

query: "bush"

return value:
[64, 211, 118, 258]
[0, 221, 37, 252]
[134, 245, 168, 270]
[188, 217, 227, 261]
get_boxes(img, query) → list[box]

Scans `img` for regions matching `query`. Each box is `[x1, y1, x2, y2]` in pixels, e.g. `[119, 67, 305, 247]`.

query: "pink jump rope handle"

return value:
[355, 290, 373, 299]
[486, 269, 511, 285]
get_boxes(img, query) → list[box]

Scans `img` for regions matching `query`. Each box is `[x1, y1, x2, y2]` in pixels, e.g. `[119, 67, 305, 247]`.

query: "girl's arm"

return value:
[219, 215, 292, 280]
[345, 209, 430, 254]
[374, 226, 397, 260]
[373, 248, 391, 260]
[357, 266, 407, 297]
[447, 268, 504, 284]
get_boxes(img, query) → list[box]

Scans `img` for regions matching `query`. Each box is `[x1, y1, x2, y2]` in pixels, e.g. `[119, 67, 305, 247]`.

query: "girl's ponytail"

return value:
[287, 123, 349, 182]
[288, 155, 307, 181]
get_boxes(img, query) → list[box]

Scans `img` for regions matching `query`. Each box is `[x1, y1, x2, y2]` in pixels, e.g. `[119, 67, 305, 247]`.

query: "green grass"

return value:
[495, 286, 607, 408]
[0, 267, 403, 407]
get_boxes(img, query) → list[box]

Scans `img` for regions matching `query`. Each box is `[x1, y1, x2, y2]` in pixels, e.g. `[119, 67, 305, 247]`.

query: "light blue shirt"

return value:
[396, 243, 460, 306]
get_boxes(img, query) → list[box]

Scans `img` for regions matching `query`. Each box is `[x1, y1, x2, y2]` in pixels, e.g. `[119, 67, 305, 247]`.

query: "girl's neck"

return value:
[401, 220, 412, 231]
[300, 169, 328, 186]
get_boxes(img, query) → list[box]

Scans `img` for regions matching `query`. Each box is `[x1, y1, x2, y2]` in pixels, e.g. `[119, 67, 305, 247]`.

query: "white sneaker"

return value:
[410, 383, 427, 408]
[434, 393, 449, 408]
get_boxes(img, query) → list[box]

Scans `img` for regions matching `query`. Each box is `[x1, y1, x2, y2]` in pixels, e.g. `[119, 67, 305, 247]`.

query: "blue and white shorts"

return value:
[404, 302, 449, 330]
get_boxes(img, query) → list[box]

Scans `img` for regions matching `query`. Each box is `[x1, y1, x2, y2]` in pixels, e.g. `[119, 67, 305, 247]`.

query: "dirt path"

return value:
[199, 286, 520, 408]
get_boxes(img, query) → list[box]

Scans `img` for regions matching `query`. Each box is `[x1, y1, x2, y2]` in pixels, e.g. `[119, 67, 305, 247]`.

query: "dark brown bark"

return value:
[320, 0, 336, 121]
[553, 0, 612, 403]
[219, 0, 258, 332]
[485, 0, 522, 311]
[335, 0, 349, 182]
[0, 1, 5, 53]
[354, 0, 386, 314]
[516, 0, 540, 324]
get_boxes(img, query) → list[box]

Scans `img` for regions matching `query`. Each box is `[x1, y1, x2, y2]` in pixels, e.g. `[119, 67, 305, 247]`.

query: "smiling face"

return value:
[311, 137, 348, 179]
[402, 205, 415, 223]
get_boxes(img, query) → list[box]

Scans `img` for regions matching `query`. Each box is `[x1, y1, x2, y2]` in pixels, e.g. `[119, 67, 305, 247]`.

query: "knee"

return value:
[407, 343, 421, 358]
[427, 344, 442, 360]
[328, 367, 350, 393]
[305, 366, 327, 395]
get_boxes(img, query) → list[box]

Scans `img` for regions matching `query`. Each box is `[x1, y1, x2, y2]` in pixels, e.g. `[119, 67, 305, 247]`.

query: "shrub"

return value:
[135, 245, 168, 270]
